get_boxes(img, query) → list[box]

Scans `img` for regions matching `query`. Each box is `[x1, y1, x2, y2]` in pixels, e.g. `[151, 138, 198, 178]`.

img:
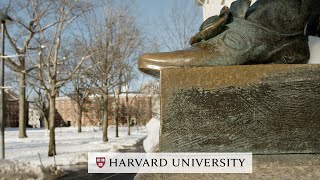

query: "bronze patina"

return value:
[138, 0, 320, 77]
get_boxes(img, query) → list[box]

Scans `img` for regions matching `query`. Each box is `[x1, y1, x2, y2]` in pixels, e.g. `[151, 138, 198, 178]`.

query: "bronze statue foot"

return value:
[139, 0, 320, 77]
[139, 47, 214, 77]
[139, 17, 309, 77]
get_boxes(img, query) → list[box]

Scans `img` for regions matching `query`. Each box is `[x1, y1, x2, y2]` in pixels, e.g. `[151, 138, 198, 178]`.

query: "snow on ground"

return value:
[0, 126, 147, 179]
[0, 159, 46, 179]
[143, 117, 160, 152]
[3, 126, 147, 166]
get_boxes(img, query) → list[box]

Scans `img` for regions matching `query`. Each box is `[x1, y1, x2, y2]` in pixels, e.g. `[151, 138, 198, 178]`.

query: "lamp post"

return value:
[0, 12, 13, 159]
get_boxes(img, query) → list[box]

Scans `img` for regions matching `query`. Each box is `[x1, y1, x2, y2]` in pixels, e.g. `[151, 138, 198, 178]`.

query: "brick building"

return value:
[55, 93, 154, 127]
[4, 89, 28, 127]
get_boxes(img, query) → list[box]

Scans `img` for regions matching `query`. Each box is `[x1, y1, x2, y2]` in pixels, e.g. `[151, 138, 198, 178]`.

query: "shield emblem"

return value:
[96, 157, 106, 168]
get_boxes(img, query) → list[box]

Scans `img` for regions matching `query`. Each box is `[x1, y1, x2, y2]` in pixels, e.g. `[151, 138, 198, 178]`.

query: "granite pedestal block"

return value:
[160, 64, 320, 153]
[135, 64, 320, 179]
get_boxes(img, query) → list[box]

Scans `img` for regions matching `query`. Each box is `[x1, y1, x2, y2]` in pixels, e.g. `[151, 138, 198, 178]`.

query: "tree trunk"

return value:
[126, 90, 130, 135]
[102, 94, 108, 142]
[44, 116, 49, 129]
[18, 72, 27, 138]
[43, 102, 49, 129]
[77, 103, 82, 133]
[115, 93, 119, 138]
[48, 96, 56, 156]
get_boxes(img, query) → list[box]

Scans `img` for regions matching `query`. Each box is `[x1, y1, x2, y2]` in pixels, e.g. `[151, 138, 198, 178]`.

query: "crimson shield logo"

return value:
[96, 157, 106, 168]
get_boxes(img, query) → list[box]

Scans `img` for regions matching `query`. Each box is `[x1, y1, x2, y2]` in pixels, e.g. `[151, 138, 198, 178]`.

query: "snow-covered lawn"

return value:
[4, 126, 147, 166]
[0, 126, 147, 179]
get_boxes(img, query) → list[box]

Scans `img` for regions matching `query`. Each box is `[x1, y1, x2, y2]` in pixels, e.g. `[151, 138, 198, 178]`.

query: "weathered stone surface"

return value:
[135, 154, 320, 179]
[160, 64, 320, 153]
[135, 64, 320, 179]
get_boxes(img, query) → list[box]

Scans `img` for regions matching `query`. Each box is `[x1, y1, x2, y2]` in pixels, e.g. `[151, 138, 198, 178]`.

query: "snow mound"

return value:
[308, 36, 320, 64]
[109, 145, 123, 152]
[143, 117, 160, 152]
[0, 159, 44, 179]
[0, 159, 66, 180]
[70, 153, 88, 165]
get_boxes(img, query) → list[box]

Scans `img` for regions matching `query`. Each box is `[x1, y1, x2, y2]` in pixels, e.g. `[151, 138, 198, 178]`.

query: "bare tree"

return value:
[31, 87, 49, 129]
[80, 1, 145, 142]
[26, 0, 94, 156]
[62, 72, 91, 133]
[79, 9, 118, 142]
[3, 0, 59, 138]
[4, 69, 19, 94]
[123, 71, 145, 135]
[112, 83, 121, 138]
[158, 0, 202, 51]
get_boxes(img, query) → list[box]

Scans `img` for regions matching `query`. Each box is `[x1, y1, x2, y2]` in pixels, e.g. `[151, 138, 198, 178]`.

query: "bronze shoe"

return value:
[139, 0, 319, 77]
[139, 18, 309, 77]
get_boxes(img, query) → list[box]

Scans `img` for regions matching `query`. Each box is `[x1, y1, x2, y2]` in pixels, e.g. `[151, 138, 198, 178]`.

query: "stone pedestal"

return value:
[135, 154, 320, 179]
[135, 64, 320, 179]
[160, 64, 320, 153]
